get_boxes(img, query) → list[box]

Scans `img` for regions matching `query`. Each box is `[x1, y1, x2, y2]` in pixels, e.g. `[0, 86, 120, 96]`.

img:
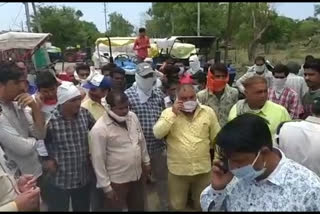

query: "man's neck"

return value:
[310, 86, 320, 92]
[213, 88, 225, 99]
[61, 110, 77, 120]
[89, 94, 101, 104]
[247, 102, 264, 110]
[256, 149, 281, 181]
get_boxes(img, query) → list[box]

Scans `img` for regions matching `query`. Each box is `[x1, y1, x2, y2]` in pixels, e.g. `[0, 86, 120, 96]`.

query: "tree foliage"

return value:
[30, 5, 102, 50]
[106, 12, 134, 37]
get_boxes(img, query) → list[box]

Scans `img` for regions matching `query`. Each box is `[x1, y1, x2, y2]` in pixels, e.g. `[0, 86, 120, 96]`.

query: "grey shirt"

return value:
[0, 100, 45, 178]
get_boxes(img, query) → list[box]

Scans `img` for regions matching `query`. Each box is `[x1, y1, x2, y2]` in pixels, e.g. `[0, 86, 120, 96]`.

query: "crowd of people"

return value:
[1, 28, 320, 212]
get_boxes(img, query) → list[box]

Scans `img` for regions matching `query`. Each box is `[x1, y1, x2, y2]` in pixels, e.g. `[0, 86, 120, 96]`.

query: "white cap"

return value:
[57, 81, 81, 105]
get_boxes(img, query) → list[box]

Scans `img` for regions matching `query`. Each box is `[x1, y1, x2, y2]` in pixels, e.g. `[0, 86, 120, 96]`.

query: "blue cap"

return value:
[83, 74, 112, 90]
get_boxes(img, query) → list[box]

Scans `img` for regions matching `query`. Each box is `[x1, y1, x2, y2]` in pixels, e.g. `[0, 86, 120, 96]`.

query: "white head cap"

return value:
[57, 81, 81, 105]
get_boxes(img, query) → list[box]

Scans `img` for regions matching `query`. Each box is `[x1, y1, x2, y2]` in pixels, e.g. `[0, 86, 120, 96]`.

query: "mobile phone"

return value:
[219, 156, 229, 174]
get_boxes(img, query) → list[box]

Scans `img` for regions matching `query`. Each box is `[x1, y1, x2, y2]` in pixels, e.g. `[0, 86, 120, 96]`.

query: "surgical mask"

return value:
[135, 73, 156, 93]
[108, 110, 128, 123]
[273, 77, 287, 91]
[255, 64, 266, 74]
[183, 100, 198, 112]
[230, 151, 266, 181]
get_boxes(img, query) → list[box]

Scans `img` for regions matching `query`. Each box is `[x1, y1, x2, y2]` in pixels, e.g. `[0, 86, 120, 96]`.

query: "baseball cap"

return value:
[83, 73, 112, 90]
[136, 62, 156, 77]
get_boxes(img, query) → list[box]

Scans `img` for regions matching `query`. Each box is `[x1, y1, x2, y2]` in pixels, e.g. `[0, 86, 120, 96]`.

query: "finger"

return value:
[23, 174, 34, 179]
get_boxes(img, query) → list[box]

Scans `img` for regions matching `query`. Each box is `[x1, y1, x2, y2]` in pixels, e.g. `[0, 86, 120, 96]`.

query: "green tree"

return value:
[107, 12, 134, 37]
[30, 5, 101, 50]
[314, 4, 320, 17]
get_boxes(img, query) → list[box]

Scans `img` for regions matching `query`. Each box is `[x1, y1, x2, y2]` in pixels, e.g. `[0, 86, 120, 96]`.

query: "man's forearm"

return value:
[30, 105, 46, 139]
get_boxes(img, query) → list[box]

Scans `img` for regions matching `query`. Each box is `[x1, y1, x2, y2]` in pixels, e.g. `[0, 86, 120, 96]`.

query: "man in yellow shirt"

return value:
[82, 73, 112, 120]
[228, 76, 291, 137]
[153, 84, 221, 211]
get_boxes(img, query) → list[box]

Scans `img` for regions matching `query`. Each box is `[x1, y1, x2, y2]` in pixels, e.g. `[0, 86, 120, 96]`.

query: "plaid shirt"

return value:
[268, 88, 303, 119]
[125, 85, 166, 155]
[45, 107, 96, 189]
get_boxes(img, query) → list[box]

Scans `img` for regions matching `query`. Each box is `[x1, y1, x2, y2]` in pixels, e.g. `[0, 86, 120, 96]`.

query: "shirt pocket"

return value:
[193, 120, 210, 140]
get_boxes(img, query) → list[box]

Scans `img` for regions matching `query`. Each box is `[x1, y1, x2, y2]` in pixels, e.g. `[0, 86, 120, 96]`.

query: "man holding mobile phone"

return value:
[200, 113, 320, 211]
[153, 83, 221, 211]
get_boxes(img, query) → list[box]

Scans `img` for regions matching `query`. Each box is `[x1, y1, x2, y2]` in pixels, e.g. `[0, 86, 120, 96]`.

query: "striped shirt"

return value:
[268, 87, 303, 119]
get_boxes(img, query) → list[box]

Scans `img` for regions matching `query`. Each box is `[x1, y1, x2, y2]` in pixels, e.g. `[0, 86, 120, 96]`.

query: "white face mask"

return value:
[108, 110, 128, 123]
[189, 61, 201, 74]
[183, 100, 198, 112]
[273, 77, 287, 91]
[135, 73, 156, 93]
[255, 64, 266, 74]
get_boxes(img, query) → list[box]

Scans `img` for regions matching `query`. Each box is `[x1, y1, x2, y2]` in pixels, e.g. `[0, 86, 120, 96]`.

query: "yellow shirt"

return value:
[81, 98, 106, 121]
[153, 104, 221, 176]
[228, 100, 291, 136]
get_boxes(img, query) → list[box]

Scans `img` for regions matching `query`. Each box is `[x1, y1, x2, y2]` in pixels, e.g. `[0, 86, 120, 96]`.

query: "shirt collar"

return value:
[306, 116, 320, 125]
[261, 148, 287, 187]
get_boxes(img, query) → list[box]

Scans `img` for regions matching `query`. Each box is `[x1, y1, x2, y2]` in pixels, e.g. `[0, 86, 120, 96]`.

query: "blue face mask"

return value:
[230, 151, 266, 181]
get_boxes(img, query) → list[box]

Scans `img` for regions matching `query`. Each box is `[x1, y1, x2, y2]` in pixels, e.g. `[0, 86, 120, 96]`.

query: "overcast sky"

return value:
[0, 2, 317, 32]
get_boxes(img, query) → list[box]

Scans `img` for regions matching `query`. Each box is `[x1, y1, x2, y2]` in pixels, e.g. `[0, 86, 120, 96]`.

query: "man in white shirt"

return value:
[286, 61, 308, 103]
[236, 56, 273, 94]
[278, 97, 320, 176]
[200, 113, 320, 211]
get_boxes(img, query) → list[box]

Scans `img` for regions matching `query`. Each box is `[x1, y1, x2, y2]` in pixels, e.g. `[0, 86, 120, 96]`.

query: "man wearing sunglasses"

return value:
[268, 64, 303, 119]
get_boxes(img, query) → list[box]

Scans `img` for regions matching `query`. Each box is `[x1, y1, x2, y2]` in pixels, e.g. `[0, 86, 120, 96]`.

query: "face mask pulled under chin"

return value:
[108, 110, 128, 123]
[230, 151, 266, 181]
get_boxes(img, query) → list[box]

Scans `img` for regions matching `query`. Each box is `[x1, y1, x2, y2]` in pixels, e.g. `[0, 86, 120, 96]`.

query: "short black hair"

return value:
[106, 90, 128, 108]
[192, 71, 207, 84]
[163, 64, 180, 76]
[272, 64, 289, 77]
[0, 62, 25, 84]
[254, 56, 265, 64]
[286, 61, 300, 75]
[110, 67, 126, 78]
[75, 63, 90, 74]
[35, 71, 58, 89]
[303, 58, 320, 73]
[312, 97, 320, 116]
[101, 63, 117, 75]
[305, 55, 314, 63]
[216, 113, 272, 156]
[139, 28, 146, 33]
[210, 63, 228, 75]
[163, 78, 179, 90]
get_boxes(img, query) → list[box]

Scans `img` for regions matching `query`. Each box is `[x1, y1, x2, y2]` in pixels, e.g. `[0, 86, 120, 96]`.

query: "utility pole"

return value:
[224, 2, 233, 62]
[197, 2, 200, 36]
[32, 2, 42, 33]
[23, 2, 31, 32]
[103, 2, 108, 33]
